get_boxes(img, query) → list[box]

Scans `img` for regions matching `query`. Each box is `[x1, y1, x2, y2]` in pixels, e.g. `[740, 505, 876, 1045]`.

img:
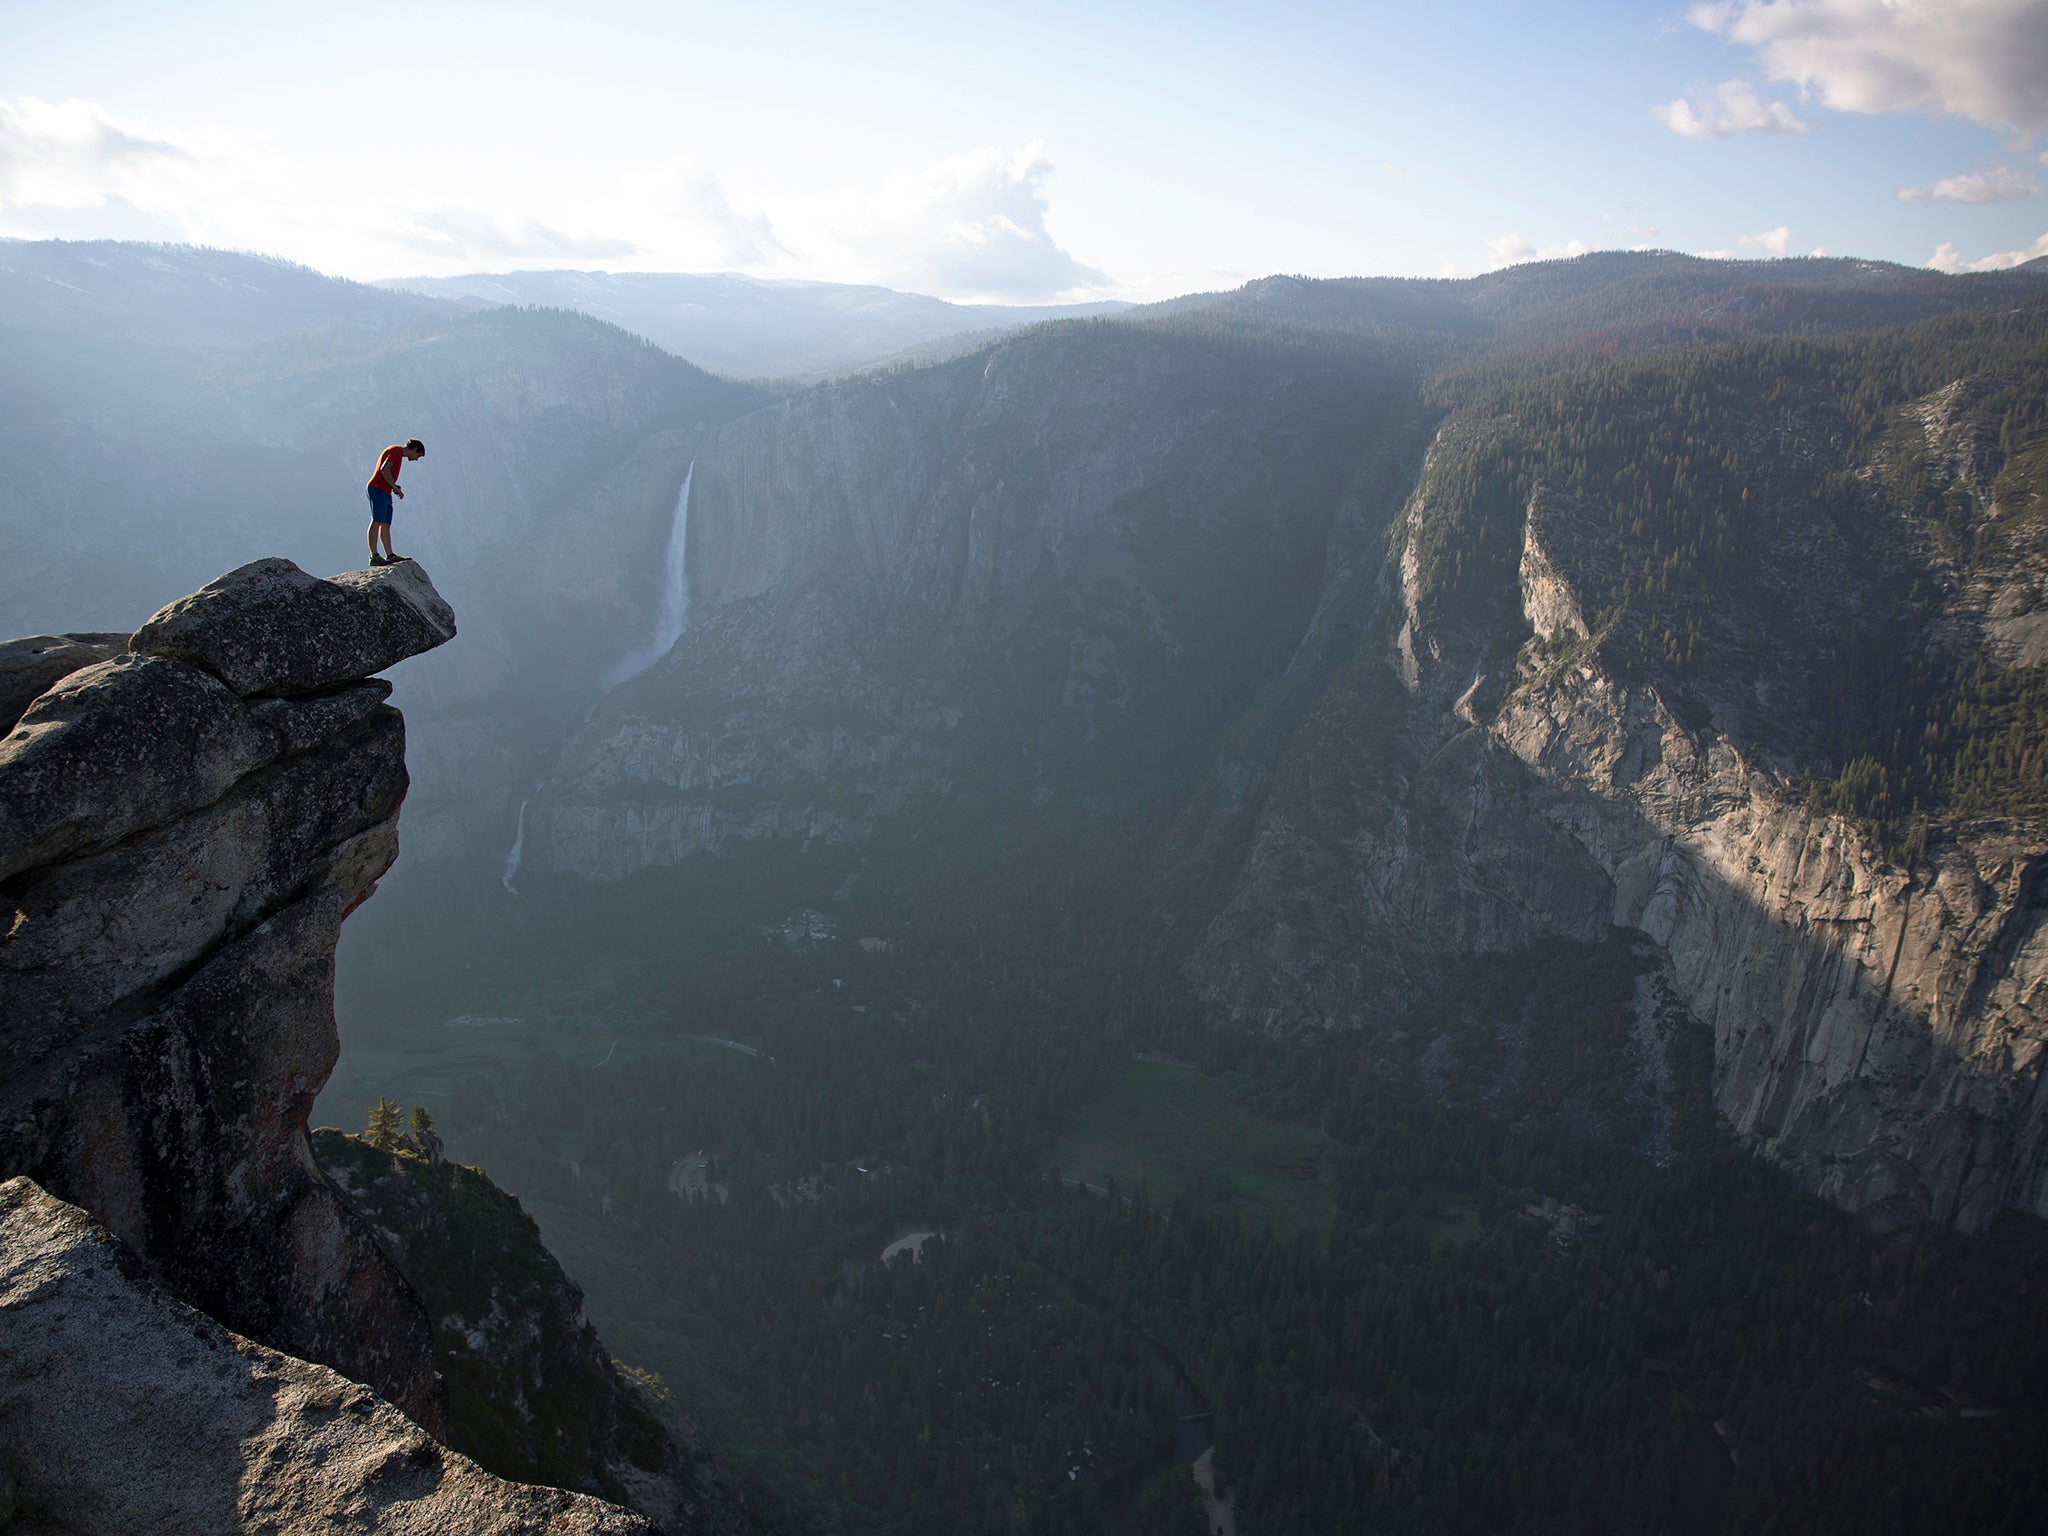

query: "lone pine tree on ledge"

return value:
[365, 1096, 402, 1151]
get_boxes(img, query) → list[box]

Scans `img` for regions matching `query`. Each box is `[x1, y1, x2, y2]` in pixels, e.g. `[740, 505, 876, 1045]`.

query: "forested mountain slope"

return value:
[1181, 298, 2048, 1231]
[503, 256, 2048, 1232]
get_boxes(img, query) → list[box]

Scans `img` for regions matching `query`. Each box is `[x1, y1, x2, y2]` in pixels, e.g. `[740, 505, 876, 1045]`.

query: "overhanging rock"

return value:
[130, 557, 458, 698]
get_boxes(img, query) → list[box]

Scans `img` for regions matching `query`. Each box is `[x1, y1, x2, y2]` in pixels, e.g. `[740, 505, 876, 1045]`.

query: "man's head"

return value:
[404, 438, 425, 460]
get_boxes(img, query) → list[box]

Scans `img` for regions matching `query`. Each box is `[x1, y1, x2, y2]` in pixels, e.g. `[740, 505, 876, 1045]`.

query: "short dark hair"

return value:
[405, 438, 425, 455]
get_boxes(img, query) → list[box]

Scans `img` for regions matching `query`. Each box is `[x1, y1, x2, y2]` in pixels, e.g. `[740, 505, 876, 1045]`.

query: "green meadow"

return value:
[1050, 1058, 1336, 1235]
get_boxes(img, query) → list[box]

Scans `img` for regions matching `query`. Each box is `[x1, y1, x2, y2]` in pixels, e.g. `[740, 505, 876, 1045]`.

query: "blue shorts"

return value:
[367, 486, 394, 525]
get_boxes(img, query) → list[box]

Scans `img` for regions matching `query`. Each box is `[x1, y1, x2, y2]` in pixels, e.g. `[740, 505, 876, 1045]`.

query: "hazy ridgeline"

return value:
[10, 238, 2048, 1533]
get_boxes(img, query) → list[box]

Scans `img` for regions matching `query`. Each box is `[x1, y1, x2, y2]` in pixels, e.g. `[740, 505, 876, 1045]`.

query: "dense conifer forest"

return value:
[329, 860, 2048, 1535]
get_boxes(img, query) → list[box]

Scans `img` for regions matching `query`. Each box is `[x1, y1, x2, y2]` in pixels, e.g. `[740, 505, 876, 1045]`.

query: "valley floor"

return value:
[323, 864, 2048, 1536]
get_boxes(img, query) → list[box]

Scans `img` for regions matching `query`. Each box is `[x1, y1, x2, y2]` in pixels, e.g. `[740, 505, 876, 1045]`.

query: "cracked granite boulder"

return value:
[130, 555, 458, 698]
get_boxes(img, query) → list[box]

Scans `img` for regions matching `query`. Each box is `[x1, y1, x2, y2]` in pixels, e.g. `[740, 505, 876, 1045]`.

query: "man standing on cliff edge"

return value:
[366, 438, 425, 567]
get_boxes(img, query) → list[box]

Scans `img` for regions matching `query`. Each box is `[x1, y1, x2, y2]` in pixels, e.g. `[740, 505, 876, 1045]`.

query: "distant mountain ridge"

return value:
[1132, 250, 2048, 357]
[0, 238, 457, 342]
[377, 268, 1129, 379]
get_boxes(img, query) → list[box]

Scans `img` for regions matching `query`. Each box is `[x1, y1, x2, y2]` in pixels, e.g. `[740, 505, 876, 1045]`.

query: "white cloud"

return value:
[612, 161, 791, 271]
[1688, 0, 2048, 131]
[1474, 234, 1593, 272]
[392, 208, 639, 262]
[0, 96, 246, 236]
[0, 96, 189, 208]
[1898, 166, 2040, 202]
[782, 142, 1110, 301]
[1654, 79, 1811, 137]
[0, 95, 372, 260]
[1695, 226, 1795, 259]
[1927, 229, 2048, 270]
[1742, 224, 1793, 257]
[0, 95, 1107, 299]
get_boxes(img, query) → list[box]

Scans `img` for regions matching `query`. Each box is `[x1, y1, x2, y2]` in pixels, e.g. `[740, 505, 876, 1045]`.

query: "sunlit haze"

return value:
[5, 0, 2047, 300]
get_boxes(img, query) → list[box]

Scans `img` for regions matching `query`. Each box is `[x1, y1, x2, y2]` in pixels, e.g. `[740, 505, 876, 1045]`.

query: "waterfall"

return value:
[602, 461, 694, 690]
[501, 795, 531, 895]
[501, 463, 694, 893]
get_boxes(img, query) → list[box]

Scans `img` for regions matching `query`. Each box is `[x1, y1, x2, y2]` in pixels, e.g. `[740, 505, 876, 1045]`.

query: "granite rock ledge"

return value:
[0, 558, 452, 1426]
[0, 560, 730, 1531]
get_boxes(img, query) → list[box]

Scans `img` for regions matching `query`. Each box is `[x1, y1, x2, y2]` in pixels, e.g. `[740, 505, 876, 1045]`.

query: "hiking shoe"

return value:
[389, 554, 413, 563]
[369, 554, 393, 567]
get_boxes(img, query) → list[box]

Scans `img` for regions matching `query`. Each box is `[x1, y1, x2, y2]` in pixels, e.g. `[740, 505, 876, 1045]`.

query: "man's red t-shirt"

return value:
[368, 445, 407, 492]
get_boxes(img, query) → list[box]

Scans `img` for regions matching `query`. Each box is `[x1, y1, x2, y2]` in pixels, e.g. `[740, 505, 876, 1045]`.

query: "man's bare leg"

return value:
[367, 522, 380, 562]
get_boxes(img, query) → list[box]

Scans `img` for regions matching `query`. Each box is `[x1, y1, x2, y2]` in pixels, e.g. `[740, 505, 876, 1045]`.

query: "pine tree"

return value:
[366, 1096, 402, 1151]
[409, 1103, 436, 1137]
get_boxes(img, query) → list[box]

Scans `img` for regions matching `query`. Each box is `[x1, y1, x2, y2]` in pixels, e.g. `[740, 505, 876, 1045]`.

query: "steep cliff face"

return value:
[318, 1131, 752, 1536]
[1185, 341, 2048, 1232]
[527, 321, 1404, 881]
[0, 559, 749, 1529]
[0, 558, 458, 1422]
[1493, 640, 2048, 1233]
[1477, 428, 2048, 1231]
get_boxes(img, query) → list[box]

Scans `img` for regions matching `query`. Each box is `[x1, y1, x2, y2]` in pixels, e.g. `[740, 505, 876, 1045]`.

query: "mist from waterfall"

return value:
[603, 461, 694, 690]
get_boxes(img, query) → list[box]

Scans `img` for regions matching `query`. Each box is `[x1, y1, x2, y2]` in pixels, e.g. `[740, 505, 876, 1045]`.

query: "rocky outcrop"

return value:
[318, 1132, 753, 1536]
[131, 555, 457, 697]
[0, 556, 754, 1530]
[0, 1177, 656, 1536]
[0, 558, 453, 1422]
[0, 632, 127, 732]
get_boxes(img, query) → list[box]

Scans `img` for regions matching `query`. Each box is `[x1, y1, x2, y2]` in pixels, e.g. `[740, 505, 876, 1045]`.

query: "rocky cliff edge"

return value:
[0, 559, 716, 1530]
[1, 557, 456, 1426]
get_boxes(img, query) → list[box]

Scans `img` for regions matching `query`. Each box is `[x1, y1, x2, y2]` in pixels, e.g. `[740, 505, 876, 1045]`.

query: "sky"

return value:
[1, 0, 2045, 303]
